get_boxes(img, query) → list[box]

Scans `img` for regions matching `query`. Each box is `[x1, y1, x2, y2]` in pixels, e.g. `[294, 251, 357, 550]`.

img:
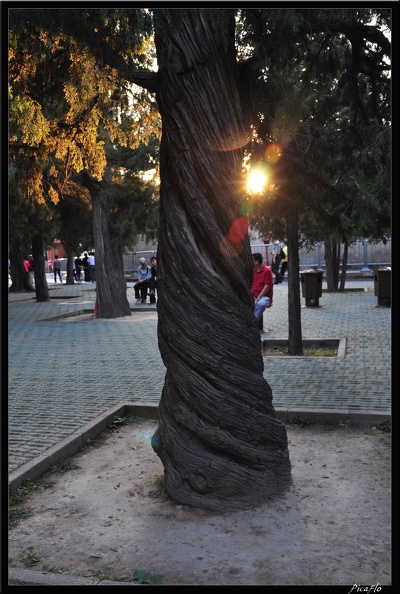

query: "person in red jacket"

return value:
[27, 255, 35, 289]
[252, 252, 273, 321]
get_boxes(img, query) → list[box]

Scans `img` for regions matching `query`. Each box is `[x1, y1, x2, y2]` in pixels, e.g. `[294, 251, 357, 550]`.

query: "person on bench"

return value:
[134, 258, 151, 303]
[148, 256, 158, 304]
[252, 252, 273, 321]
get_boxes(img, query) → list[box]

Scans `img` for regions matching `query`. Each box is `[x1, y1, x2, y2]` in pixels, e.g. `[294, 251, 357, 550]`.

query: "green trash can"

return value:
[300, 270, 323, 307]
[374, 267, 391, 307]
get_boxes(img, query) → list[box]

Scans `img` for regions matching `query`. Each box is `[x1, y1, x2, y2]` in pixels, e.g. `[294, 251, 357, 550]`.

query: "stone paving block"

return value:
[8, 280, 391, 475]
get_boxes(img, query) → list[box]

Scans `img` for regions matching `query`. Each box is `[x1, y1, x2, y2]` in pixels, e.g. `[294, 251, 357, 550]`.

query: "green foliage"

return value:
[378, 420, 391, 433]
[9, 478, 55, 508]
[8, 465, 75, 529]
[9, 507, 31, 528]
[263, 344, 337, 357]
[241, 8, 391, 245]
[9, 96, 51, 145]
[99, 171, 159, 247]
[9, 7, 160, 259]
[108, 415, 128, 432]
[48, 458, 79, 473]
[20, 548, 40, 567]
[131, 569, 164, 584]
[290, 416, 315, 428]
[9, 483, 33, 507]
[339, 419, 351, 427]
[8, 8, 390, 284]
[91, 569, 109, 581]
[90, 567, 164, 584]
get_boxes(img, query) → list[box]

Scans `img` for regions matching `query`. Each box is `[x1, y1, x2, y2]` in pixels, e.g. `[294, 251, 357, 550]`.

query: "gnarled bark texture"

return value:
[151, 9, 291, 512]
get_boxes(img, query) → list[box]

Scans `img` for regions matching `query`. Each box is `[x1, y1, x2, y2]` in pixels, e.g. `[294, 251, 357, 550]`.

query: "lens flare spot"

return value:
[150, 434, 159, 449]
[228, 216, 248, 243]
[240, 201, 254, 217]
[132, 429, 158, 448]
[265, 143, 283, 164]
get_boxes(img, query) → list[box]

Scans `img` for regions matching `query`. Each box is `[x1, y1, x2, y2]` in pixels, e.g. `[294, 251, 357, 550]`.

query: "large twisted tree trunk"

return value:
[151, 9, 291, 512]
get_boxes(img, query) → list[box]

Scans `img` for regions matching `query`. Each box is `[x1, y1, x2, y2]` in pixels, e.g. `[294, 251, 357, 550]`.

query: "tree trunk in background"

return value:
[8, 241, 33, 293]
[286, 208, 303, 356]
[339, 241, 349, 291]
[91, 192, 131, 319]
[334, 241, 340, 288]
[65, 247, 75, 285]
[77, 171, 131, 319]
[32, 233, 50, 302]
[151, 9, 291, 512]
[325, 239, 340, 292]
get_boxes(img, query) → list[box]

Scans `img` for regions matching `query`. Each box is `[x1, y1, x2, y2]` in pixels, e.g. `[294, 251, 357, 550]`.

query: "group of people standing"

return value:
[48, 252, 96, 283]
[74, 252, 95, 283]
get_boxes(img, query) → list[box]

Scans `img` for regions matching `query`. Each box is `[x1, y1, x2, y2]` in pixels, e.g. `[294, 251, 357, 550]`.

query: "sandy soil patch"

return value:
[8, 419, 391, 586]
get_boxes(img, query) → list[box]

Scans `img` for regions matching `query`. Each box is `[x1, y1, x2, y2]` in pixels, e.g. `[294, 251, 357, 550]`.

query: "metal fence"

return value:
[127, 239, 391, 278]
[251, 239, 391, 274]
[124, 250, 158, 279]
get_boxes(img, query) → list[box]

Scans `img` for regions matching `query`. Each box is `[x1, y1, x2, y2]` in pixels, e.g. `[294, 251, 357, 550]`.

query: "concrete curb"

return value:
[8, 402, 390, 489]
[275, 407, 391, 427]
[38, 305, 157, 322]
[262, 337, 347, 358]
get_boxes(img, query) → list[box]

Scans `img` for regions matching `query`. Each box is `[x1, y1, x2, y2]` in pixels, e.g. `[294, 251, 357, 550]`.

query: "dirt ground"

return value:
[8, 419, 391, 586]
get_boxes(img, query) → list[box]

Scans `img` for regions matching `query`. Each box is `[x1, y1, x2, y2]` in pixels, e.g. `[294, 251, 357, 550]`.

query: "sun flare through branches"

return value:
[246, 165, 269, 195]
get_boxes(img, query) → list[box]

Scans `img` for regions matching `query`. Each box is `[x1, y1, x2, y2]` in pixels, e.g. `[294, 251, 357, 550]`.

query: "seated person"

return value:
[252, 252, 273, 321]
[134, 257, 151, 303]
[148, 256, 158, 304]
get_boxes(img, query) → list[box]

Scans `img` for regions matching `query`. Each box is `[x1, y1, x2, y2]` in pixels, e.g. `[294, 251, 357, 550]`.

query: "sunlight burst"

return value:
[246, 166, 269, 195]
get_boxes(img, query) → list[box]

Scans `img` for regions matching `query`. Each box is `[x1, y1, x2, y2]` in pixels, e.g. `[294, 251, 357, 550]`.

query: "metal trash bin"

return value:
[374, 267, 391, 307]
[300, 269, 323, 307]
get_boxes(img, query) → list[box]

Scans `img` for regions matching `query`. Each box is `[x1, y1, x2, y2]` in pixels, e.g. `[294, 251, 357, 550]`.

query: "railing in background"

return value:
[250, 239, 391, 275]
[128, 239, 391, 278]
[124, 250, 158, 280]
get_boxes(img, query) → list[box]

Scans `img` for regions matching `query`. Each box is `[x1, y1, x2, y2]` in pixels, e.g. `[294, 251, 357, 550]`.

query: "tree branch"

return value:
[127, 68, 159, 92]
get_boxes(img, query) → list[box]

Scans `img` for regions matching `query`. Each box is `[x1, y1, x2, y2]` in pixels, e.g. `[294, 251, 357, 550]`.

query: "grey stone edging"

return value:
[262, 337, 347, 358]
[8, 401, 390, 489]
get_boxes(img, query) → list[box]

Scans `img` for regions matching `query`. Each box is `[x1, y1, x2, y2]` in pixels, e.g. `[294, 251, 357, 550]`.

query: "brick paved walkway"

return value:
[8, 278, 391, 475]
